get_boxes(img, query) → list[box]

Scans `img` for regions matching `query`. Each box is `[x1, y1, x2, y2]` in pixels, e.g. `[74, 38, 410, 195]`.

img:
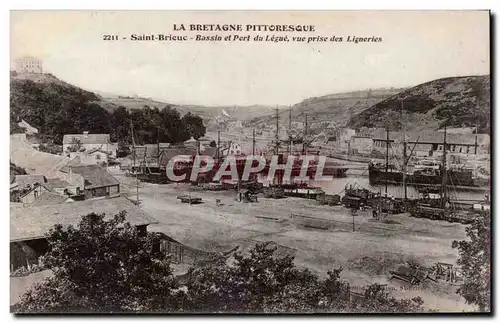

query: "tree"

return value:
[110, 106, 131, 144]
[184, 242, 321, 313]
[14, 225, 428, 313]
[452, 216, 491, 312]
[182, 112, 206, 140]
[184, 242, 425, 313]
[66, 137, 84, 153]
[353, 283, 424, 313]
[13, 212, 182, 313]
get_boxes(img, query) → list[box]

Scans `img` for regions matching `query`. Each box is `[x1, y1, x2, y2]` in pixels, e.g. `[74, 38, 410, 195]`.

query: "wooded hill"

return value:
[10, 73, 206, 145]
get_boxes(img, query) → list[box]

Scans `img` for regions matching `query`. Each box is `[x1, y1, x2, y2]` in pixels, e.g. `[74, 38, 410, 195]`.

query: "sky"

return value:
[10, 10, 490, 106]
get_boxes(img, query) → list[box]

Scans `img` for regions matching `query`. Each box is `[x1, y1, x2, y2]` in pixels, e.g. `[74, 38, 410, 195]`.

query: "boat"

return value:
[277, 182, 325, 199]
[342, 185, 404, 214]
[368, 162, 479, 188]
[408, 128, 488, 224]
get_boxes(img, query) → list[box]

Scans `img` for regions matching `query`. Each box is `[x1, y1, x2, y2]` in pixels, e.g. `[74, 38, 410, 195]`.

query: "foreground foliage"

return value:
[14, 213, 426, 313]
[452, 216, 491, 312]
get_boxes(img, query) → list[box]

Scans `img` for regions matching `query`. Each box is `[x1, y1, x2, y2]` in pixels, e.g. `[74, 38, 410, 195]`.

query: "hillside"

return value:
[102, 95, 279, 123]
[10, 73, 206, 145]
[10, 73, 117, 143]
[347, 75, 490, 133]
[244, 88, 403, 131]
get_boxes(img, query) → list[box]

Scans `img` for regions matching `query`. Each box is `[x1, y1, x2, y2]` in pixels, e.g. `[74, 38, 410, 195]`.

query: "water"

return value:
[258, 174, 488, 202]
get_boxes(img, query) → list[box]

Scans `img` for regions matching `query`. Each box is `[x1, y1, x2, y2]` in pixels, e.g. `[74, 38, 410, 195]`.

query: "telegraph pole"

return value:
[275, 106, 280, 155]
[252, 128, 256, 156]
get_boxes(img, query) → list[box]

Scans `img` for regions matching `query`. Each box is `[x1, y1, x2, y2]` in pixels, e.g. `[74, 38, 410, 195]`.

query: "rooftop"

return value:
[62, 133, 112, 145]
[64, 165, 119, 189]
[371, 130, 490, 145]
[29, 192, 70, 207]
[10, 196, 158, 242]
[43, 178, 72, 191]
[14, 175, 47, 189]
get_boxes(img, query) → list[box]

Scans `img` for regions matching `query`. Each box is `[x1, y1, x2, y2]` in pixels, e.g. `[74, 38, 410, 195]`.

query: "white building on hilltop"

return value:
[15, 56, 43, 74]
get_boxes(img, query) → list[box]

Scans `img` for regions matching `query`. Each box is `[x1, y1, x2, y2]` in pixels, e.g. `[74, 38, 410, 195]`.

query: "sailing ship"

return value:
[408, 127, 489, 224]
[368, 161, 480, 188]
[368, 124, 488, 189]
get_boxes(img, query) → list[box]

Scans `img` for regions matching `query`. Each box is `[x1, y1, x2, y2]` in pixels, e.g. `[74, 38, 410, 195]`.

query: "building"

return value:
[10, 196, 158, 271]
[226, 142, 243, 156]
[63, 132, 117, 160]
[69, 147, 112, 165]
[17, 182, 50, 204]
[59, 165, 120, 200]
[15, 56, 43, 74]
[335, 128, 356, 151]
[349, 136, 373, 155]
[372, 130, 491, 157]
[12, 175, 82, 205]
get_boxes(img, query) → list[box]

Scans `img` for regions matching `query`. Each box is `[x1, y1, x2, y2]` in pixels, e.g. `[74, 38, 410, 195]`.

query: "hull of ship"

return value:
[368, 165, 477, 188]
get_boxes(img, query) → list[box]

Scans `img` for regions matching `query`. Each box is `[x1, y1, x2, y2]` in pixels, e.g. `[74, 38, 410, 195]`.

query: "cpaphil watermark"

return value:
[163, 154, 336, 182]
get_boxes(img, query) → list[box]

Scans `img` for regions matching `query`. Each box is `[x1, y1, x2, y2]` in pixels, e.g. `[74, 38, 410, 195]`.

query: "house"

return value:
[63, 132, 117, 160]
[14, 175, 51, 204]
[18, 184, 50, 204]
[13, 175, 82, 205]
[15, 56, 43, 74]
[69, 147, 112, 165]
[372, 130, 491, 157]
[29, 192, 73, 206]
[59, 165, 120, 200]
[197, 136, 212, 147]
[184, 137, 198, 150]
[226, 142, 244, 156]
[349, 136, 373, 155]
[10, 196, 158, 271]
[335, 128, 356, 151]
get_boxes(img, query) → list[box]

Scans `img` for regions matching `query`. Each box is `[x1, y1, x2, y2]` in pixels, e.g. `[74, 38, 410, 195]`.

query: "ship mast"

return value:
[217, 130, 221, 162]
[275, 106, 280, 155]
[252, 128, 256, 156]
[288, 106, 292, 154]
[157, 126, 160, 168]
[303, 114, 308, 154]
[441, 126, 447, 209]
[401, 99, 407, 201]
[474, 119, 478, 155]
[385, 127, 389, 195]
[130, 120, 139, 204]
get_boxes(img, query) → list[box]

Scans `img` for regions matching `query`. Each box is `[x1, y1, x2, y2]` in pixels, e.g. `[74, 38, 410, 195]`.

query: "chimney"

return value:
[83, 131, 89, 138]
